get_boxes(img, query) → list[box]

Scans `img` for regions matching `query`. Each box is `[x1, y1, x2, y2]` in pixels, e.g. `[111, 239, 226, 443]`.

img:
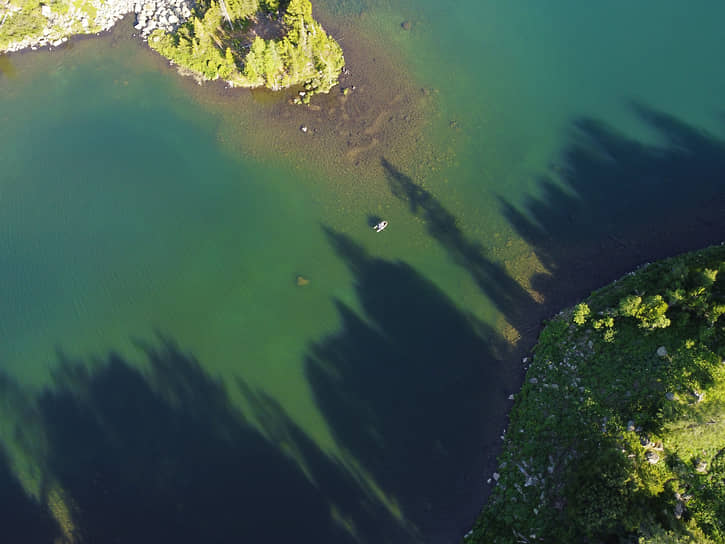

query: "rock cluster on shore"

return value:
[132, 0, 193, 37]
[1, 0, 195, 53]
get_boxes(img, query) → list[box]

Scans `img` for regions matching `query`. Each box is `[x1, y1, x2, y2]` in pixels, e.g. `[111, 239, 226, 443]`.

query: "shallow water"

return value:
[1, 1, 724, 542]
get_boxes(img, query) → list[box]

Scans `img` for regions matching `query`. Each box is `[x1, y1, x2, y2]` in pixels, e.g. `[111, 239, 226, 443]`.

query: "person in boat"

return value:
[373, 220, 388, 232]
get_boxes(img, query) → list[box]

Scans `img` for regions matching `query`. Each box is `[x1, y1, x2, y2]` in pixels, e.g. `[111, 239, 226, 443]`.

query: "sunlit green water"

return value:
[1, 1, 724, 542]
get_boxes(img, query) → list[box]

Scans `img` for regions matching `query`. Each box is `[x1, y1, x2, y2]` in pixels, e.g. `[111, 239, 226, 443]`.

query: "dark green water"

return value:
[1, 1, 724, 542]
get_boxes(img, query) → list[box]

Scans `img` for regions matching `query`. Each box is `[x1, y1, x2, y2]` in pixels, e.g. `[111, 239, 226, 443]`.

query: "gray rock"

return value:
[656, 346, 667, 357]
[665, 392, 675, 401]
[645, 451, 660, 464]
[696, 460, 707, 473]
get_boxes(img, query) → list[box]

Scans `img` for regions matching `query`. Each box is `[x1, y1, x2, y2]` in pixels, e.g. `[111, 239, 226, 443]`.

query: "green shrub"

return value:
[572, 302, 591, 325]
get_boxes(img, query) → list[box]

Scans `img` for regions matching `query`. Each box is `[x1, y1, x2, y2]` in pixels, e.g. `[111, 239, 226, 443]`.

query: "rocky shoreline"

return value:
[1, 0, 194, 53]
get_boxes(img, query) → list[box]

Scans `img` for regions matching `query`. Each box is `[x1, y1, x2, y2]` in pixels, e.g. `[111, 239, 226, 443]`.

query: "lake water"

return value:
[1, 1, 724, 542]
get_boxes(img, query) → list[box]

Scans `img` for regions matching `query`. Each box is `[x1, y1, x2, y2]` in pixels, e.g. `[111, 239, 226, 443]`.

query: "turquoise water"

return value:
[1, 1, 724, 542]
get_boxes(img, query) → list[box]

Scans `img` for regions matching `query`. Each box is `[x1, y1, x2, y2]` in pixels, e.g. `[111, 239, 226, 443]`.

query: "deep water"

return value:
[1, 1, 724, 543]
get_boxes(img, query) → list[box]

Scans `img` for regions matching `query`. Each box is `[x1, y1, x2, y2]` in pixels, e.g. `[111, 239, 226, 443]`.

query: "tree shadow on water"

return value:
[0, 445, 60, 544]
[304, 228, 519, 542]
[381, 158, 541, 337]
[0, 338, 421, 544]
[501, 103, 725, 305]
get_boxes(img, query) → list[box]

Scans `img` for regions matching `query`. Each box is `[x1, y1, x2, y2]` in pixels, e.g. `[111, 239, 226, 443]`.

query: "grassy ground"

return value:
[467, 244, 725, 543]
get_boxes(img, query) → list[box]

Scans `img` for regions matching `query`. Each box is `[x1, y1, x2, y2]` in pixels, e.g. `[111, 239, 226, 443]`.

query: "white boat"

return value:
[373, 220, 388, 233]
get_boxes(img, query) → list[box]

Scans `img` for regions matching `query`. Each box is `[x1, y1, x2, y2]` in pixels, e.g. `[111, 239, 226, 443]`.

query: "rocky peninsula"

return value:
[467, 243, 725, 543]
[0, 0, 193, 51]
[0, 0, 344, 97]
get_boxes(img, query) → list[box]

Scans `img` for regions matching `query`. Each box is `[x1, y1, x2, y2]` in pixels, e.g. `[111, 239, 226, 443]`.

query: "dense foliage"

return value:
[149, 0, 344, 97]
[467, 244, 725, 543]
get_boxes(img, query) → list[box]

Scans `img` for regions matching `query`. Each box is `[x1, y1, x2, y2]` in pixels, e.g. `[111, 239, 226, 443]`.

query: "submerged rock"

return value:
[296, 275, 310, 286]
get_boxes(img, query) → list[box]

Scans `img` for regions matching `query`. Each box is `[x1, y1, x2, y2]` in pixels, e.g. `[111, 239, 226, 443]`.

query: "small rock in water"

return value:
[508, 394, 515, 400]
[296, 275, 310, 286]
[492, 472, 500, 481]
[401, 20, 412, 31]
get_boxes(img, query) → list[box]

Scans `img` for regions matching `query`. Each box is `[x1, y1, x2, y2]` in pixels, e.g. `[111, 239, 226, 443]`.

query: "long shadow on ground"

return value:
[501, 103, 725, 307]
[304, 229, 519, 543]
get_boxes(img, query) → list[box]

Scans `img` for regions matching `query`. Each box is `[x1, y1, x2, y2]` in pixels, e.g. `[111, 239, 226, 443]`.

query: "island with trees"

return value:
[149, 0, 344, 97]
[0, 0, 344, 98]
[467, 243, 725, 543]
